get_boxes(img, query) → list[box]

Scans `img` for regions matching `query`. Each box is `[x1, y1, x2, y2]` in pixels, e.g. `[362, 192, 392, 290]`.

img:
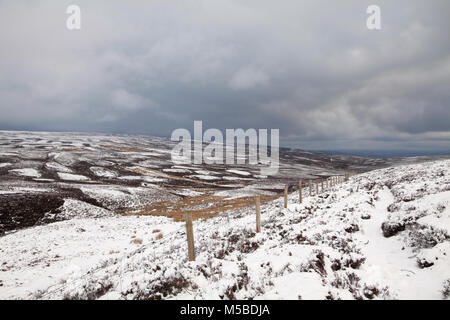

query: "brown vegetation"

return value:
[101, 145, 147, 153]
[119, 193, 279, 221]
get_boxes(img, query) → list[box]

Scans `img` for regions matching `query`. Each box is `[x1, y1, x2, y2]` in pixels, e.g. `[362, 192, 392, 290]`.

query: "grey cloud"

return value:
[0, 0, 449, 152]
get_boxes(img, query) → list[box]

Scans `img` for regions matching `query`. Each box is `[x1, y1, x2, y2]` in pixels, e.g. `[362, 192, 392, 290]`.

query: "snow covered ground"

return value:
[1, 159, 449, 300]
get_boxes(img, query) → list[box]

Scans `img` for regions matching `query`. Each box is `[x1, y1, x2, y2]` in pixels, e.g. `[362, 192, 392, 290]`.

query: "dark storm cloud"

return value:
[0, 0, 449, 151]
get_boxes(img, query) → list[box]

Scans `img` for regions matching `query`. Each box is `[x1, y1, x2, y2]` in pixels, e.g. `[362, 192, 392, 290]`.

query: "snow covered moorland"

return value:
[1, 159, 450, 300]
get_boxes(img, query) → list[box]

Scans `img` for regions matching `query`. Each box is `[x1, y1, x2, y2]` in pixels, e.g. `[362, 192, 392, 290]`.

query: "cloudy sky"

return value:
[0, 0, 449, 153]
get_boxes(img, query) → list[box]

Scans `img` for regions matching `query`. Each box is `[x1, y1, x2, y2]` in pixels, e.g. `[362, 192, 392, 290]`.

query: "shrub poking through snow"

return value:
[132, 273, 191, 300]
[417, 257, 434, 269]
[345, 224, 360, 233]
[212, 229, 260, 259]
[62, 278, 113, 300]
[381, 221, 405, 237]
[442, 280, 450, 299]
[300, 250, 327, 276]
[222, 263, 250, 300]
[130, 238, 143, 245]
[407, 224, 448, 249]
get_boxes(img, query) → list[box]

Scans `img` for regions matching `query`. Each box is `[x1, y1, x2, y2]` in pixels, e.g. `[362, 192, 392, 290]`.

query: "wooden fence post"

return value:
[284, 185, 288, 208]
[326, 178, 329, 190]
[321, 179, 324, 193]
[316, 181, 319, 195]
[255, 196, 261, 233]
[309, 179, 312, 196]
[184, 211, 195, 261]
[299, 179, 303, 204]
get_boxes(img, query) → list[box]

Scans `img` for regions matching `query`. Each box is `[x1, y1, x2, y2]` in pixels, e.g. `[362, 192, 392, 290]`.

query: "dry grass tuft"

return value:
[131, 238, 143, 245]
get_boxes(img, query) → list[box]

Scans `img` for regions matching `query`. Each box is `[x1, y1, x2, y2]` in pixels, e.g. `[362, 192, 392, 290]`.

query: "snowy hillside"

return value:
[1, 159, 449, 300]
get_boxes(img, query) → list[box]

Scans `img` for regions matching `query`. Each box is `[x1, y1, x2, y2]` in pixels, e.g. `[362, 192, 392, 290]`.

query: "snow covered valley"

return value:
[1, 158, 449, 300]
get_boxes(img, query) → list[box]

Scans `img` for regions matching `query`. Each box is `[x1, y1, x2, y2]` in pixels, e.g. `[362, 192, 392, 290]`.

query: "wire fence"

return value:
[34, 172, 357, 299]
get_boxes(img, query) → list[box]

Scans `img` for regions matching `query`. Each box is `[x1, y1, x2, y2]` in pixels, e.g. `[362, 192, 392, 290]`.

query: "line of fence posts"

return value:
[284, 185, 288, 209]
[184, 172, 356, 261]
[184, 211, 195, 262]
[255, 195, 261, 233]
[299, 179, 302, 204]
